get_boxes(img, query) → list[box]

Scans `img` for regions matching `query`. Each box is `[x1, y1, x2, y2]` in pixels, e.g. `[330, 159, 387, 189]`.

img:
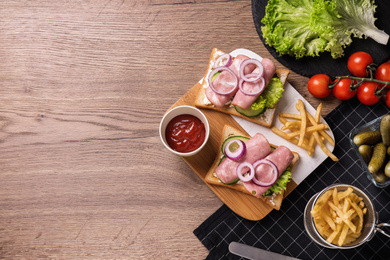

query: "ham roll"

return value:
[242, 145, 294, 198]
[215, 133, 271, 184]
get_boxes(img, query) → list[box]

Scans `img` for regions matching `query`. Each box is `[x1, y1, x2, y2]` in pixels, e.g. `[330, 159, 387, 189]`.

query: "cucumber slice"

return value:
[220, 177, 240, 185]
[234, 105, 266, 117]
[221, 136, 250, 155]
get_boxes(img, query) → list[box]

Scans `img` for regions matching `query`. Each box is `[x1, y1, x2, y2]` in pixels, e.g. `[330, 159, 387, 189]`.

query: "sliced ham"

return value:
[215, 133, 271, 184]
[242, 145, 293, 198]
[231, 58, 276, 109]
[205, 55, 256, 108]
[205, 71, 237, 107]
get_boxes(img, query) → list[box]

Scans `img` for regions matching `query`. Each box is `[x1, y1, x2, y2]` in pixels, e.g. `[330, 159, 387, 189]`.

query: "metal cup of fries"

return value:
[304, 184, 390, 249]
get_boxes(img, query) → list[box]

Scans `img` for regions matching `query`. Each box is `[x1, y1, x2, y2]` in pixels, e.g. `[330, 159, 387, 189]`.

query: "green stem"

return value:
[330, 75, 390, 96]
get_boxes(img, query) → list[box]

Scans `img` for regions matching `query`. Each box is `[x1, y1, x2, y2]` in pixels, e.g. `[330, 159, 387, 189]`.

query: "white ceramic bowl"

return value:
[159, 105, 210, 157]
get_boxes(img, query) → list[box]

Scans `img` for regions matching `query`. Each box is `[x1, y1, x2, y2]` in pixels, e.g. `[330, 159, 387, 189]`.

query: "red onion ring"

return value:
[251, 159, 279, 187]
[214, 54, 232, 68]
[238, 76, 265, 96]
[239, 58, 264, 83]
[236, 162, 255, 182]
[224, 139, 246, 161]
[208, 66, 238, 96]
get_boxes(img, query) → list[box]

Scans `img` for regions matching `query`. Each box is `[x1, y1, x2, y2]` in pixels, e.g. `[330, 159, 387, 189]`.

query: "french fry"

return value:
[333, 188, 339, 207]
[327, 223, 343, 244]
[279, 113, 302, 120]
[286, 124, 328, 138]
[348, 198, 364, 234]
[307, 135, 315, 156]
[311, 187, 367, 247]
[306, 111, 336, 147]
[282, 120, 303, 131]
[313, 132, 339, 161]
[296, 99, 307, 147]
[311, 190, 333, 215]
[271, 127, 314, 153]
[338, 187, 353, 200]
[321, 208, 336, 231]
[338, 223, 350, 246]
[275, 100, 337, 160]
[315, 103, 322, 123]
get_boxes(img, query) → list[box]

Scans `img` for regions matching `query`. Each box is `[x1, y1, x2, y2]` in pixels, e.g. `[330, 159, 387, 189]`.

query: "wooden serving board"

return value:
[167, 82, 297, 221]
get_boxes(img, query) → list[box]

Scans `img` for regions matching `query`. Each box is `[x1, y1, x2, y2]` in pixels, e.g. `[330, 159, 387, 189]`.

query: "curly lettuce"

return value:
[261, 0, 389, 59]
[250, 76, 284, 111]
[263, 167, 292, 197]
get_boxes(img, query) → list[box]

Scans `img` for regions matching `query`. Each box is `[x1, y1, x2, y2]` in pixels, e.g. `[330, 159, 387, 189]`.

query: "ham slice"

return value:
[231, 58, 276, 109]
[215, 133, 271, 184]
[242, 145, 294, 198]
[205, 55, 256, 108]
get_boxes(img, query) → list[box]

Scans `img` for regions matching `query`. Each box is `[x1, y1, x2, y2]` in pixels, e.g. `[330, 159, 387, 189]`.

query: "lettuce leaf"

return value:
[261, 0, 389, 59]
[250, 76, 284, 112]
[263, 167, 292, 197]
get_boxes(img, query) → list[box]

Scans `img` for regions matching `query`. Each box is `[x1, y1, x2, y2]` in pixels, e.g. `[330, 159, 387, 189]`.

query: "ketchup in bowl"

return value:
[165, 114, 206, 153]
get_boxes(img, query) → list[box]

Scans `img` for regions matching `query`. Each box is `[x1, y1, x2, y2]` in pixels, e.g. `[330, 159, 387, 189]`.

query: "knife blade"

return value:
[228, 242, 300, 260]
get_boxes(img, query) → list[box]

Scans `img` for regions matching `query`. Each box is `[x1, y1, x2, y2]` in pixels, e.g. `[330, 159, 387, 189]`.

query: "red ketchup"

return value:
[165, 114, 206, 153]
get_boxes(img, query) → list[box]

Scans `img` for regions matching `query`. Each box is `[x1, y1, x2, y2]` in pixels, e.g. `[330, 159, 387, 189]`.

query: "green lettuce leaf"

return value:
[250, 76, 284, 112]
[263, 167, 292, 197]
[261, 0, 389, 59]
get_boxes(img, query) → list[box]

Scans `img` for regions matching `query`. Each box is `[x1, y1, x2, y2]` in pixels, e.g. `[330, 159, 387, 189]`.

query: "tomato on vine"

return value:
[375, 62, 390, 89]
[347, 51, 374, 77]
[357, 82, 381, 105]
[332, 78, 357, 100]
[307, 74, 331, 98]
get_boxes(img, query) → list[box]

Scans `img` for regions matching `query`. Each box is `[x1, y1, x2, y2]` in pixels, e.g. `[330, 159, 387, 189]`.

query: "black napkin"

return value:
[194, 98, 390, 260]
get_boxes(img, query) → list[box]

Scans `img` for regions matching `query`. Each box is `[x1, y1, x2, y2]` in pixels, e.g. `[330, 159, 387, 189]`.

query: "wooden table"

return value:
[0, 1, 341, 258]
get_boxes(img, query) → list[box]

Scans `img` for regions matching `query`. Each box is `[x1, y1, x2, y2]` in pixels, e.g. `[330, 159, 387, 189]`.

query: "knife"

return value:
[229, 242, 300, 260]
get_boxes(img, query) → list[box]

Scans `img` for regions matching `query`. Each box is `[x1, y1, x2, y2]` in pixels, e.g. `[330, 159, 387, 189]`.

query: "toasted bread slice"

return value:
[204, 124, 299, 210]
[194, 48, 290, 128]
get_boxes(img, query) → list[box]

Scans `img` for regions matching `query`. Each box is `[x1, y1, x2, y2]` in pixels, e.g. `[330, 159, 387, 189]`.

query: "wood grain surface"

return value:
[0, 0, 341, 259]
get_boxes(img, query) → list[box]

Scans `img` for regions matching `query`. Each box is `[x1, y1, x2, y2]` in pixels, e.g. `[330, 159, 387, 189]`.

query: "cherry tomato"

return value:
[375, 62, 390, 89]
[348, 52, 373, 77]
[357, 82, 381, 105]
[307, 74, 331, 98]
[332, 78, 357, 100]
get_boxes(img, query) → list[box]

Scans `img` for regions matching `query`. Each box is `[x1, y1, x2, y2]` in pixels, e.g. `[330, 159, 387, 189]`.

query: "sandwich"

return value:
[194, 48, 290, 128]
[205, 124, 300, 210]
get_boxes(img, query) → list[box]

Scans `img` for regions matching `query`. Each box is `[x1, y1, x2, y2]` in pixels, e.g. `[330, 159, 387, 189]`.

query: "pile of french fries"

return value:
[271, 99, 338, 161]
[310, 187, 367, 247]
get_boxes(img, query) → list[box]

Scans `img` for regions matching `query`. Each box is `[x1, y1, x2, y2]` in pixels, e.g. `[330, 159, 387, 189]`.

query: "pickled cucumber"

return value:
[380, 115, 390, 146]
[372, 171, 387, 183]
[358, 145, 372, 163]
[385, 161, 390, 178]
[368, 143, 387, 174]
[353, 131, 381, 146]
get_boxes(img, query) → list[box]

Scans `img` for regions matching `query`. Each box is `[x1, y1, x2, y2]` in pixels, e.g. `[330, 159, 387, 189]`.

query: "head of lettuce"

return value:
[261, 0, 389, 59]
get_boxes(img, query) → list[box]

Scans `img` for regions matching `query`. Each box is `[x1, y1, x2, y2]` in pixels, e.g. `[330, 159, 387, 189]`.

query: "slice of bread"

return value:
[194, 48, 290, 128]
[204, 124, 300, 210]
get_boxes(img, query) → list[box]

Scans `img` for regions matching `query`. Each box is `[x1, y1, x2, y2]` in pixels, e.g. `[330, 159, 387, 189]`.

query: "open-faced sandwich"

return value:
[205, 124, 299, 210]
[195, 48, 290, 128]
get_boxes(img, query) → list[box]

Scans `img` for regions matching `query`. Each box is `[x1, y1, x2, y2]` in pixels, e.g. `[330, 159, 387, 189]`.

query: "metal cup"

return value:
[304, 184, 390, 249]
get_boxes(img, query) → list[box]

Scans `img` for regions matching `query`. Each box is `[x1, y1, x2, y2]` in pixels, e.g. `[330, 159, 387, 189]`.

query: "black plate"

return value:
[252, 0, 390, 78]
